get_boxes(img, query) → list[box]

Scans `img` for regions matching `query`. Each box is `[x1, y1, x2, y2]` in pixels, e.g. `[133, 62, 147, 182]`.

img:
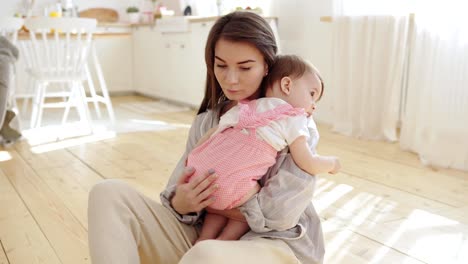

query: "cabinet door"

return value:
[93, 35, 133, 93]
[161, 32, 191, 103]
[133, 26, 163, 96]
[132, 21, 215, 107]
[184, 21, 215, 107]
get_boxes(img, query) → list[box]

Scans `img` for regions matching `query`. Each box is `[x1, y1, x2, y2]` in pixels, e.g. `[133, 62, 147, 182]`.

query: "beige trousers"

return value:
[88, 180, 300, 264]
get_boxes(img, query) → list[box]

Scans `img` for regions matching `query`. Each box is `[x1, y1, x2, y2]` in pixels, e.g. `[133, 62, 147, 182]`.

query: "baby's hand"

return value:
[329, 157, 341, 174]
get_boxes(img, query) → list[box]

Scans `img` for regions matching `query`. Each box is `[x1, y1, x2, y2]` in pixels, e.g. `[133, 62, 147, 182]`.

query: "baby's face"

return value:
[287, 72, 322, 116]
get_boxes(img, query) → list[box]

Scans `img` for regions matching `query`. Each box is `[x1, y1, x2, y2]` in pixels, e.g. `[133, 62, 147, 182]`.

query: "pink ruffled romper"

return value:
[186, 100, 304, 210]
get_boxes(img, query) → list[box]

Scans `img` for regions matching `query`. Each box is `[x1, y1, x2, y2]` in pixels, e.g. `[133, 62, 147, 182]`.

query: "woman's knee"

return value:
[180, 240, 224, 263]
[88, 179, 131, 212]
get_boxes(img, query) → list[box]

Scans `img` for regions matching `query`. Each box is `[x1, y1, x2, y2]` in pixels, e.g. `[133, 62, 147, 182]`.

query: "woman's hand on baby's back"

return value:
[171, 167, 219, 215]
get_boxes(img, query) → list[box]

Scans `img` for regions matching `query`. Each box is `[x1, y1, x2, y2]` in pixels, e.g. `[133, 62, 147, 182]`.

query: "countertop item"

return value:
[79, 8, 119, 23]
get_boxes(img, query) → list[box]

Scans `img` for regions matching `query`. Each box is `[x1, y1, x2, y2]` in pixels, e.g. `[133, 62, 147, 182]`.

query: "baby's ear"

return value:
[280, 77, 292, 95]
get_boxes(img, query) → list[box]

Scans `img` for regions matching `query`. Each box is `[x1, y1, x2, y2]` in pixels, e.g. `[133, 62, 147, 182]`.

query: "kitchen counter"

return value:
[184, 15, 278, 23]
[97, 15, 278, 28]
[17, 31, 131, 39]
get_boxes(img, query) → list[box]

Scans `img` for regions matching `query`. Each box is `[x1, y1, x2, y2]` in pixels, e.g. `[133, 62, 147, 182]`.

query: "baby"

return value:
[186, 54, 340, 243]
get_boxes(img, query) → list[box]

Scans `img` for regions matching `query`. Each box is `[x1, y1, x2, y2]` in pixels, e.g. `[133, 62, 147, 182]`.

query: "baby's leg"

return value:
[210, 183, 259, 240]
[195, 213, 228, 244]
[196, 183, 260, 242]
[216, 219, 250, 240]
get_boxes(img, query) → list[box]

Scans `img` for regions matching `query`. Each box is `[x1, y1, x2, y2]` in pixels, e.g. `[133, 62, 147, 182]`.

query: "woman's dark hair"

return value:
[265, 54, 325, 100]
[197, 11, 278, 114]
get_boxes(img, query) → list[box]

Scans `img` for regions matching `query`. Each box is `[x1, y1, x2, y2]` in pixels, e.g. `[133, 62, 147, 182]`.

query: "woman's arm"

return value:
[289, 136, 341, 175]
[160, 111, 219, 224]
[239, 152, 315, 232]
[193, 126, 218, 148]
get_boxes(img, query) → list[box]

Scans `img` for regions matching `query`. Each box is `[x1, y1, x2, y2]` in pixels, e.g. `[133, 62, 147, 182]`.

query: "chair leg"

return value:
[85, 63, 101, 118]
[59, 82, 69, 103]
[76, 82, 93, 132]
[35, 82, 48, 128]
[6, 65, 22, 130]
[91, 45, 115, 124]
[21, 77, 34, 115]
[9, 67, 19, 113]
[61, 82, 74, 126]
[101, 82, 115, 125]
[30, 81, 42, 128]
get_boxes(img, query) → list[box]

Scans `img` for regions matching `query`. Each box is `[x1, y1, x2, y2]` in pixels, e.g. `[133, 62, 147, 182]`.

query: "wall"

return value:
[270, 0, 335, 124]
[0, 0, 185, 22]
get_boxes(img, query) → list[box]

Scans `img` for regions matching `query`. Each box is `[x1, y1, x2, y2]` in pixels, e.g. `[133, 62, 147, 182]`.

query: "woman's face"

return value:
[214, 38, 268, 102]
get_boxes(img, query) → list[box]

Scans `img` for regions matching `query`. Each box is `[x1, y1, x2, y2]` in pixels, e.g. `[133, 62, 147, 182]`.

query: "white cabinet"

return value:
[133, 26, 164, 97]
[93, 35, 133, 93]
[186, 21, 213, 106]
[159, 32, 192, 102]
[133, 21, 214, 107]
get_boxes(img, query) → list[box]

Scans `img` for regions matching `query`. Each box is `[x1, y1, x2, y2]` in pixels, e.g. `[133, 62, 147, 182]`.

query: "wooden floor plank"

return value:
[34, 163, 103, 229]
[13, 140, 84, 170]
[0, 240, 9, 264]
[318, 124, 468, 182]
[67, 130, 189, 182]
[323, 228, 427, 264]
[315, 173, 450, 225]
[316, 172, 468, 263]
[318, 143, 468, 207]
[0, 169, 61, 264]
[317, 124, 421, 168]
[0, 150, 90, 264]
[11, 144, 100, 229]
[435, 205, 468, 225]
[334, 211, 468, 264]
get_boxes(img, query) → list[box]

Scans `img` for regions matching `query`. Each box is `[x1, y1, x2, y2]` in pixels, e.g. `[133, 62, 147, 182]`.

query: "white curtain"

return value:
[330, 16, 409, 141]
[400, 2, 468, 171]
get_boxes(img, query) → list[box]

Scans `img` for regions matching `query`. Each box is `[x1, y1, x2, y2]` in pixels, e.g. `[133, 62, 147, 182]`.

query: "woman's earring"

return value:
[264, 71, 268, 76]
[218, 92, 227, 103]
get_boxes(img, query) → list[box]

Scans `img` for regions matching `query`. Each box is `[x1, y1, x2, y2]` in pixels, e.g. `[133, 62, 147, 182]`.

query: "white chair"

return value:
[23, 17, 97, 129]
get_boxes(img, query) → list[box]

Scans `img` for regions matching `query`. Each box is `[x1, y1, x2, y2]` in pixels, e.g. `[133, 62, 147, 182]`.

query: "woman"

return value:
[88, 11, 324, 264]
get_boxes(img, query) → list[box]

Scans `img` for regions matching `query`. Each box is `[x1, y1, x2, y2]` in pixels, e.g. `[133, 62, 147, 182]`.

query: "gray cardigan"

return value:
[160, 106, 325, 264]
[0, 36, 19, 128]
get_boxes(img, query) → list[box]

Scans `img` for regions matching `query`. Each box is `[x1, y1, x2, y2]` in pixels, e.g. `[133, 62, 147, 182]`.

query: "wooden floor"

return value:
[1, 95, 467, 264]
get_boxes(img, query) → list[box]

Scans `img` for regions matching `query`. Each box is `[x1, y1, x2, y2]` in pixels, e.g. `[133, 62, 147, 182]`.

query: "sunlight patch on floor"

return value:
[30, 131, 117, 154]
[0, 151, 12, 162]
[130, 119, 191, 129]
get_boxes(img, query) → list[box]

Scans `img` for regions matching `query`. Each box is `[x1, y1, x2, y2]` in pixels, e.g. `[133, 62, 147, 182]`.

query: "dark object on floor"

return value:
[0, 110, 21, 145]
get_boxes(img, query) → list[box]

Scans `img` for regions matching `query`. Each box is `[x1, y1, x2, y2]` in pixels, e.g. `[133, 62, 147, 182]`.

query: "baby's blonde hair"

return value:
[265, 54, 324, 100]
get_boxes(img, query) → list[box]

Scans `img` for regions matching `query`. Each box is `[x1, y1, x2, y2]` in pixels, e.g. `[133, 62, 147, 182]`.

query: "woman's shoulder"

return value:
[194, 105, 222, 131]
[256, 97, 288, 104]
[256, 97, 290, 112]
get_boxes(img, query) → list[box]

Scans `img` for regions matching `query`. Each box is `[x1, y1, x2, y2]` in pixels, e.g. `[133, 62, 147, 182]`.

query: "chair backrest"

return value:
[22, 17, 97, 80]
[0, 17, 23, 44]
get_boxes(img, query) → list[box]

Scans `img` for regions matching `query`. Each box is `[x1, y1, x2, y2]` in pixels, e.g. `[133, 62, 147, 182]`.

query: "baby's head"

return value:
[265, 54, 324, 116]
